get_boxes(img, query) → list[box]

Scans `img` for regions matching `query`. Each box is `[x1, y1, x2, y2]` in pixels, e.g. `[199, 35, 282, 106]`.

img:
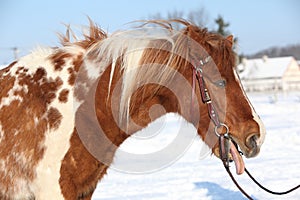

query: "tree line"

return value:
[247, 44, 300, 60]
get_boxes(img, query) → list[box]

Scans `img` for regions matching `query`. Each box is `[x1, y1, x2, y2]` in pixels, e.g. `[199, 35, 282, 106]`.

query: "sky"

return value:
[0, 0, 299, 64]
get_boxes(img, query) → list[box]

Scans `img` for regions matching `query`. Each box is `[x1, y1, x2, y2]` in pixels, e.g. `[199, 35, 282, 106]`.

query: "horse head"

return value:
[183, 24, 266, 173]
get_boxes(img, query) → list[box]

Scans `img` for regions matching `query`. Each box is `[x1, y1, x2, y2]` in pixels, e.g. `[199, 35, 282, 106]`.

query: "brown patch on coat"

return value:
[73, 54, 83, 72]
[47, 107, 63, 130]
[49, 50, 72, 71]
[59, 129, 110, 199]
[33, 67, 47, 81]
[58, 89, 69, 103]
[66, 53, 83, 86]
[67, 67, 76, 86]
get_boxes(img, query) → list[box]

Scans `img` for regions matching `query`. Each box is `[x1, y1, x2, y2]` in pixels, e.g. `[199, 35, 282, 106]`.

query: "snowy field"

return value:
[93, 91, 300, 200]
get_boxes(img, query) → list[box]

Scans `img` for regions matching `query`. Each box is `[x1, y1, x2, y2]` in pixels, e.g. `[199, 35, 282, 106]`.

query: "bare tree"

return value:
[167, 10, 184, 20]
[148, 6, 210, 29]
[187, 7, 209, 27]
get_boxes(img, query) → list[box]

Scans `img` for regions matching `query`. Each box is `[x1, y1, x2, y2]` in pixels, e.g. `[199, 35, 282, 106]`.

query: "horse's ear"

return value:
[206, 40, 219, 48]
[225, 35, 234, 48]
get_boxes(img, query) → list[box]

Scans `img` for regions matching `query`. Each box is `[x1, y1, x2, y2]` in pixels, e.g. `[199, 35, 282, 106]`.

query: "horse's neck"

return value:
[91, 64, 181, 142]
[125, 85, 179, 134]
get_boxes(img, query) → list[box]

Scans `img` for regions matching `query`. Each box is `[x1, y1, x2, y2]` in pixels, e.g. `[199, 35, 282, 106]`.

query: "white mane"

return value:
[85, 25, 190, 124]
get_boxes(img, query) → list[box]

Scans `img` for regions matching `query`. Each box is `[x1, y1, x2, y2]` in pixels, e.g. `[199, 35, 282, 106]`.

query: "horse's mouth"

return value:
[213, 140, 245, 175]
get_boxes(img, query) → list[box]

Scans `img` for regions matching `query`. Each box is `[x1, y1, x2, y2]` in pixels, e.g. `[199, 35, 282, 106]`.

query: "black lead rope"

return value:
[221, 137, 300, 200]
[224, 165, 300, 200]
[244, 168, 300, 195]
[223, 163, 254, 200]
[219, 135, 254, 200]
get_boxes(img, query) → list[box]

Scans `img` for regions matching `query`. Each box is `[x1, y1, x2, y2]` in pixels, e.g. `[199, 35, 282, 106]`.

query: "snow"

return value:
[92, 91, 300, 200]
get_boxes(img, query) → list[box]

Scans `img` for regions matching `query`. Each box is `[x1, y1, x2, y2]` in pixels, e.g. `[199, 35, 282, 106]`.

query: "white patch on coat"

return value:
[0, 156, 34, 199]
[33, 91, 74, 200]
[29, 48, 79, 199]
[15, 47, 55, 74]
[12, 151, 29, 167]
[233, 69, 266, 146]
[12, 178, 34, 200]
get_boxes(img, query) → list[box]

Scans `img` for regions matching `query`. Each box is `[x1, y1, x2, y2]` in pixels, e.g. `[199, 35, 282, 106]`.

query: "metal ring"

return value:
[214, 123, 229, 137]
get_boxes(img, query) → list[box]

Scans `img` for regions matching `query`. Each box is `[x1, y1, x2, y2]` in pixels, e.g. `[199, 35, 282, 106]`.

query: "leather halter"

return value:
[192, 56, 221, 127]
[191, 56, 231, 166]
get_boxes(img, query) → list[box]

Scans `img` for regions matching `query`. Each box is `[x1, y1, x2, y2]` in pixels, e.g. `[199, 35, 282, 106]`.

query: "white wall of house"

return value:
[238, 56, 300, 92]
[283, 58, 300, 82]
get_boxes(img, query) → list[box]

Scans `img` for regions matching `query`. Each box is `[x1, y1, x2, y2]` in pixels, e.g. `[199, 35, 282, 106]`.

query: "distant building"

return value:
[237, 56, 300, 91]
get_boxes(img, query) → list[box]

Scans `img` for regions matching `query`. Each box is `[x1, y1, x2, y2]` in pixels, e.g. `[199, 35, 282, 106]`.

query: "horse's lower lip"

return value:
[244, 146, 260, 158]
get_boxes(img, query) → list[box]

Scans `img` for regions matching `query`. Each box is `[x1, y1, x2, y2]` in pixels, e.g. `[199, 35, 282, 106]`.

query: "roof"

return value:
[237, 56, 294, 80]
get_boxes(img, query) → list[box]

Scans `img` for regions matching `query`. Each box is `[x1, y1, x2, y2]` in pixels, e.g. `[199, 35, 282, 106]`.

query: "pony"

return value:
[0, 19, 265, 199]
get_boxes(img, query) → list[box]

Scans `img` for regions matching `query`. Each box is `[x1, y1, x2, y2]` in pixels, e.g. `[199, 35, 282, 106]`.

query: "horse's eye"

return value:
[214, 80, 226, 87]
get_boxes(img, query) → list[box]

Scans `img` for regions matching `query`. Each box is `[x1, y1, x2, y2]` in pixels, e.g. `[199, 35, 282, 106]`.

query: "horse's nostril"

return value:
[247, 135, 258, 148]
[245, 134, 260, 157]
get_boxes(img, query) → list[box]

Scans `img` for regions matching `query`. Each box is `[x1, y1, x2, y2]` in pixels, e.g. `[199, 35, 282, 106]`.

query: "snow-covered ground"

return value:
[93, 91, 300, 200]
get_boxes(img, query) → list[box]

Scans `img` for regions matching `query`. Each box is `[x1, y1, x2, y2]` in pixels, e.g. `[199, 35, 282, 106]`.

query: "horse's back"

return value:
[0, 47, 80, 199]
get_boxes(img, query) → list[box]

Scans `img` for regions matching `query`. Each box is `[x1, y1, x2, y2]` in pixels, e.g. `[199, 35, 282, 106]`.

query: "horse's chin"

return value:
[213, 140, 245, 175]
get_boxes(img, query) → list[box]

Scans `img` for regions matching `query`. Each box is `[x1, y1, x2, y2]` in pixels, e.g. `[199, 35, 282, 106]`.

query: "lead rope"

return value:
[224, 133, 300, 199]
[244, 168, 300, 195]
[219, 135, 254, 200]
[224, 163, 254, 200]
[219, 130, 300, 200]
